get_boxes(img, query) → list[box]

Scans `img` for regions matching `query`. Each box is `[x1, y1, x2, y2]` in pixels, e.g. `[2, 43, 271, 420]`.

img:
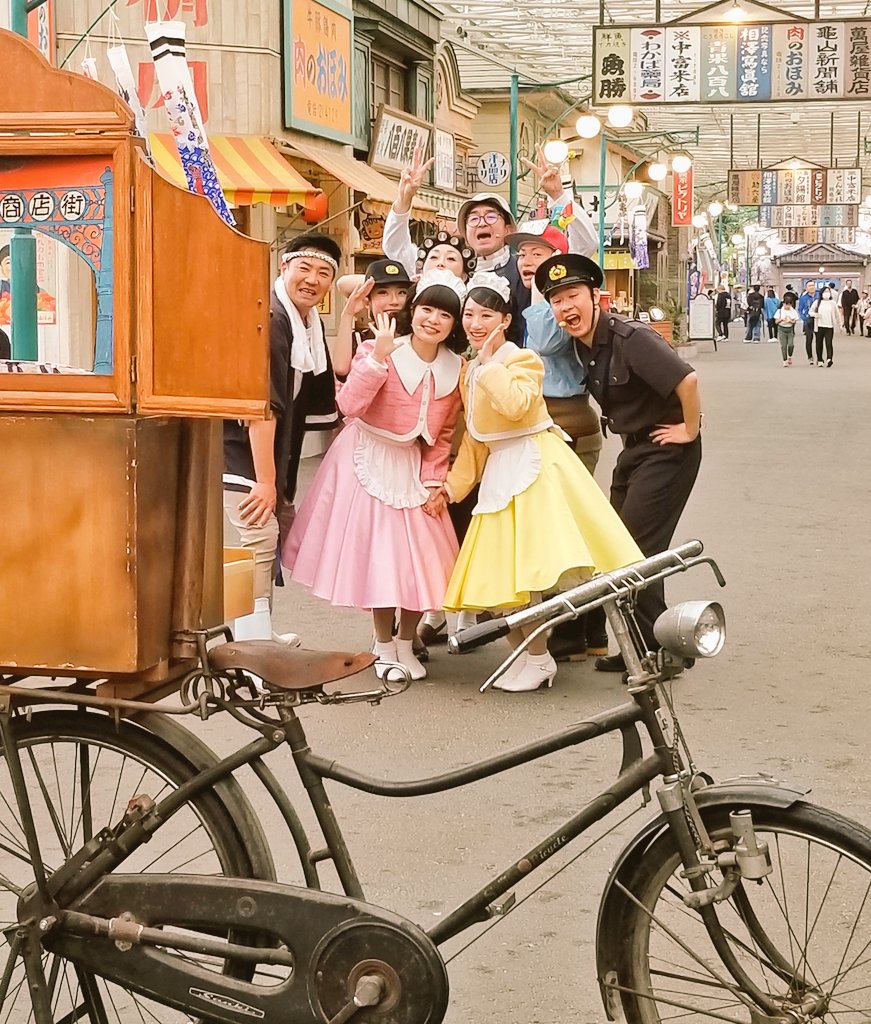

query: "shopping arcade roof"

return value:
[431, 0, 871, 193]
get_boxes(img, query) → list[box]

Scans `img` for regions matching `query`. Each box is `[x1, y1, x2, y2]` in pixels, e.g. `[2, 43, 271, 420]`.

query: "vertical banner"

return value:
[631, 207, 650, 269]
[672, 166, 693, 226]
[737, 24, 772, 100]
[811, 23, 844, 97]
[146, 20, 234, 226]
[107, 44, 152, 157]
[701, 25, 737, 101]
[772, 24, 808, 99]
[761, 170, 777, 206]
[631, 27, 666, 101]
[845, 22, 871, 96]
[664, 26, 700, 101]
[594, 27, 631, 102]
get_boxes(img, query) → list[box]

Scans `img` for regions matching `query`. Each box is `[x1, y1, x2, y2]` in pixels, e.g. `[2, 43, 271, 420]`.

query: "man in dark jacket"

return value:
[223, 232, 341, 638]
[715, 284, 731, 339]
[744, 284, 764, 343]
[841, 279, 859, 334]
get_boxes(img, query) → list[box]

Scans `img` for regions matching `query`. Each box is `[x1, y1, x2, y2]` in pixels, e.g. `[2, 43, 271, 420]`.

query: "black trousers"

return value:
[610, 436, 703, 648]
[815, 326, 834, 362]
[716, 313, 731, 338]
[843, 305, 856, 333]
[804, 319, 815, 359]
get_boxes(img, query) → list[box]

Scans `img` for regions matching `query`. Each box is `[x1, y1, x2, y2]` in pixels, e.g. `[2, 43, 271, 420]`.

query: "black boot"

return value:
[594, 653, 626, 672]
[547, 617, 587, 662]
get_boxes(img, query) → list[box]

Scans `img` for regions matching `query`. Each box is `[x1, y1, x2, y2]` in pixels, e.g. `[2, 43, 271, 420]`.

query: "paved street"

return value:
[217, 327, 871, 1023]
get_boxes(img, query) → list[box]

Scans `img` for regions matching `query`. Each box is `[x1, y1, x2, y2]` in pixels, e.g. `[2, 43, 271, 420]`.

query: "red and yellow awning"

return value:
[150, 133, 319, 207]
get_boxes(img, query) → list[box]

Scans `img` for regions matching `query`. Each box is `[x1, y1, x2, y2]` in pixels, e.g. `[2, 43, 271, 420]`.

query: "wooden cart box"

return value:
[0, 32, 270, 679]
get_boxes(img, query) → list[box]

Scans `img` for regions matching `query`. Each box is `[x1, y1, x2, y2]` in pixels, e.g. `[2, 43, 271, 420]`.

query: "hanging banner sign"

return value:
[594, 20, 871, 103]
[782, 226, 857, 244]
[729, 167, 861, 206]
[672, 166, 693, 226]
[760, 204, 859, 228]
[631, 207, 650, 268]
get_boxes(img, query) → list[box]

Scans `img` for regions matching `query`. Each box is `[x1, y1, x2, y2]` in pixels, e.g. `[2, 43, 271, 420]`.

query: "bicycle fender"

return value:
[130, 710, 276, 883]
[594, 775, 809, 1021]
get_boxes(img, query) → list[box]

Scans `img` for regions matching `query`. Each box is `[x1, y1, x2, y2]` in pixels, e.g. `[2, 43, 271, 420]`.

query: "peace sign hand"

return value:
[397, 145, 435, 212]
[477, 323, 506, 364]
[370, 311, 402, 363]
[519, 142, 564, 201]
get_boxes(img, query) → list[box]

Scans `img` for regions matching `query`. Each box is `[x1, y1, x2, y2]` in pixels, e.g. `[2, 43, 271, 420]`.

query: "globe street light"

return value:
[708, 201, 724, 217]
[576, 114, 601, 139]
[672, 153, 692, 174]
[648, 161, 668, 181]
[731, 233, 743, 245]
[692, 213, 707, 228]
[623, 180, 645, 200]
[542, 139, 569, 164]
[607, 104, 634, 128]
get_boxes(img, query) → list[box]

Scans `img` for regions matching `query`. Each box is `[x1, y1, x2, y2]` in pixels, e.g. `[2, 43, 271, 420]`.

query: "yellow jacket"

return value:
[446, 343, 555, 503]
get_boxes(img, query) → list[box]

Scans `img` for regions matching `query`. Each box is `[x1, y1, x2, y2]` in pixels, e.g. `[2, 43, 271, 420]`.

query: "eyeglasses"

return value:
[466, 211, 503, 227]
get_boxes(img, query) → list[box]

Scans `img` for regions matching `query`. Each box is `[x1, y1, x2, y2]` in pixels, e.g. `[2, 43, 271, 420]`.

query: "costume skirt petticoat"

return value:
[443, 430, 642, 611]
[283, 421, 459, 612]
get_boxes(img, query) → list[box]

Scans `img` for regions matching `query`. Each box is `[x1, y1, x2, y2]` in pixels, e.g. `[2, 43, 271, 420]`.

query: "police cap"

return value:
[365, 259, 412, 287]
[535, 253, 604, 298]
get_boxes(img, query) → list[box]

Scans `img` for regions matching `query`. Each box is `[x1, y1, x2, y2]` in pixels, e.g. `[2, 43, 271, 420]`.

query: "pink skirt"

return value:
[283, 422, 459, 611]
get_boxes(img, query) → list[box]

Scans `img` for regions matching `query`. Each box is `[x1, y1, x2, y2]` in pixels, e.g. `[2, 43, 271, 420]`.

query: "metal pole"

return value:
[509, 72, 519, 220]
[9, 0, 40, 361]
[598, 131, 607, 266]
[717, 216, 723, 268]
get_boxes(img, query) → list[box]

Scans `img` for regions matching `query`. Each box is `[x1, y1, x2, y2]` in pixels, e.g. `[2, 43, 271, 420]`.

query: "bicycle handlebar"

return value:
[448, 540, 710, 654]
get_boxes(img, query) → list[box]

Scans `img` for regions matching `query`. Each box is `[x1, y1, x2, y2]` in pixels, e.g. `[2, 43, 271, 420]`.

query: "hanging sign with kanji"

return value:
[672, 166, 693, 227]
[594, 19, 871, 103]
[728, 166, 862, 206]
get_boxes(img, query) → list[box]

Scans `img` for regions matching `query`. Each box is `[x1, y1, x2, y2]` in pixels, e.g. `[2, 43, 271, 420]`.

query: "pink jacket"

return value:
[337, 337, 463, 486]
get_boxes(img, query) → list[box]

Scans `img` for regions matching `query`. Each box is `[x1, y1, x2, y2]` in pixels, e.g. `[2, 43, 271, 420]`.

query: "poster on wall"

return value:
[282, 0, 353, 144]
[0, 230, 57, 330]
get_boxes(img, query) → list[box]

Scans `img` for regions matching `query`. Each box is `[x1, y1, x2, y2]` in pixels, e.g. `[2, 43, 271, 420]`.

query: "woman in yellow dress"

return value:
[425, 271, 641, 692]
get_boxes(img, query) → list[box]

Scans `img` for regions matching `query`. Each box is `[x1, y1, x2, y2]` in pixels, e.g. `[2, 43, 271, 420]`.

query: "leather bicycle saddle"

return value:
[209, 641, 376, 692]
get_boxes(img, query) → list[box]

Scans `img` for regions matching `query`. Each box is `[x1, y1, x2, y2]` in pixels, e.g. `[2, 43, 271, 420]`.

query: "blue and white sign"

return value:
[476, 151, 510, 187]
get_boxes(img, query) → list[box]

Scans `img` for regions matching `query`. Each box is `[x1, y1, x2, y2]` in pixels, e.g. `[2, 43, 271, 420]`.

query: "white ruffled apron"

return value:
[473, 431, 547, 515]
[353, 422, 429, 510]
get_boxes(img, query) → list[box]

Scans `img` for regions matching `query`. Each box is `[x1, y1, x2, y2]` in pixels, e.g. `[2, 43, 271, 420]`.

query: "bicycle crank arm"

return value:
[44, 874, 449, 1024]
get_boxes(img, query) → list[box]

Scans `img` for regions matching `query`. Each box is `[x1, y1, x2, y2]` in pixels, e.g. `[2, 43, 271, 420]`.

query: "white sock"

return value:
[422, 611, 446, 628]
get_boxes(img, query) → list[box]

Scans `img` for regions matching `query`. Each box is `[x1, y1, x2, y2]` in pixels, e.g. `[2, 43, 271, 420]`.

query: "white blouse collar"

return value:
[391, 337, 462, 399]
[466, 340, 519, 381]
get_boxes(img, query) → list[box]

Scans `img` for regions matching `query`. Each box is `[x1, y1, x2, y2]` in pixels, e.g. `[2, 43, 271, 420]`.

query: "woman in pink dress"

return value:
[283, 270, 467, 681]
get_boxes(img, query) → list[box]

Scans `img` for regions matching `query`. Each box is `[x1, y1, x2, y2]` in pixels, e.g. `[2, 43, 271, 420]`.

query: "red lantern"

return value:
[303, 191, 328, 224]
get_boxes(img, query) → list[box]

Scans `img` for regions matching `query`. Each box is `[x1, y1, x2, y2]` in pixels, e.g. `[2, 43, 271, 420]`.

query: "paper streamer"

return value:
[107, 43, 152, 159]
[145, 20, 234, 226]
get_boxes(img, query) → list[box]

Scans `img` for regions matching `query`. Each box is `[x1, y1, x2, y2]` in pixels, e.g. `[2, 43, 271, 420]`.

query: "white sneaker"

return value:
[490, 651, 527, 690]
[499, 653, 557, 692]
[272, 631, 301, 647]
[394, 638, 427, 680]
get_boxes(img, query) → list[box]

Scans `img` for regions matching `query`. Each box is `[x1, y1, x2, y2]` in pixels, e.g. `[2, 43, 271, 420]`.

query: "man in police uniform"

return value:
[534, 253, 702, 672]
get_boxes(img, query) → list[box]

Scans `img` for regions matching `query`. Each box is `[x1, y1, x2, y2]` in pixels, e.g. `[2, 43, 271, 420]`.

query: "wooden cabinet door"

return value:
[135, 154, 270, 418]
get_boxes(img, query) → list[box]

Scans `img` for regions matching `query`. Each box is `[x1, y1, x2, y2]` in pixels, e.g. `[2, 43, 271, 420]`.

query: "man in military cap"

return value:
[534, 253, 702, 673]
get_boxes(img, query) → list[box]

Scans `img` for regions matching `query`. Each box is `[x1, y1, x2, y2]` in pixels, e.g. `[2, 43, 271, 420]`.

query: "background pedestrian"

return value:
[775, 292, 798, 366]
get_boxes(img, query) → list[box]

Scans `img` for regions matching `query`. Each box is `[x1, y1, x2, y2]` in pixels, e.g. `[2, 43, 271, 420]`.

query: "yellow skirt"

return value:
[443, 431, 642, 611]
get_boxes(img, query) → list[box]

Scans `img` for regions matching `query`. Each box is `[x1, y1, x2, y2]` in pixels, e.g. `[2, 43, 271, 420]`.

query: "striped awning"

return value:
[150, 134, 319, 207]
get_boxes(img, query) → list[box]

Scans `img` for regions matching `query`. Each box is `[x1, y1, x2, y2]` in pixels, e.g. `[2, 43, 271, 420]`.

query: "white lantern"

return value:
[671, 154, 692, 174]
[542, 139, 569, 165]
[648, 161, 668, 181]
[708, 201, 723, 217]
[575, 114, 601, 139]
[623, 180, 644, 200]
[607, 105, 634, 128]
[692, 213, 707, 228]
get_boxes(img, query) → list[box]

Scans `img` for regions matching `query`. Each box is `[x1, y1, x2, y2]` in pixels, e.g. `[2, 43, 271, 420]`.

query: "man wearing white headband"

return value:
[223, 232, 342, 643]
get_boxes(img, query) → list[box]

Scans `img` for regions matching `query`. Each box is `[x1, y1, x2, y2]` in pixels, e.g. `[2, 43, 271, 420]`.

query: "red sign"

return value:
[126, 0, 209, 27]
[672, 167, 693, 227]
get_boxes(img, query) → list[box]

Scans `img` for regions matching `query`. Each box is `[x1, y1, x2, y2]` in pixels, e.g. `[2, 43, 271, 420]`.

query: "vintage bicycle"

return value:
[1, 539, 870, 1024]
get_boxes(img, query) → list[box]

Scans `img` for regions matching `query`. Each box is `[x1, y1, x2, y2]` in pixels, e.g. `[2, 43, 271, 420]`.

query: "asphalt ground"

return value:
[212, 323, 871, 1022]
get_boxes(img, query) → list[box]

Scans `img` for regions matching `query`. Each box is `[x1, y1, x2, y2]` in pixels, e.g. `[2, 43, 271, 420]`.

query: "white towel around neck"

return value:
[273, 276, 328, 377]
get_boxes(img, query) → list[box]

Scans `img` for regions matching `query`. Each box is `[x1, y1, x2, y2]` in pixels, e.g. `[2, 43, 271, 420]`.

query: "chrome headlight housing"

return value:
[653, 601, 726, 659]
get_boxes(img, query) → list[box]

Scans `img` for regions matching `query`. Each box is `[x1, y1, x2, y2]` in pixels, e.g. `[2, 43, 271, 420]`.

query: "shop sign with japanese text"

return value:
[594, 19, 871, 103]
[434, 130, 456, 190]
[672, 166, 693, 227]
[759, 204, 859, 228]
[282, 0, 353, 144]
[782, 226, 856, 243]
[369, 106, 431, 177]
[729, 166, 862, 206]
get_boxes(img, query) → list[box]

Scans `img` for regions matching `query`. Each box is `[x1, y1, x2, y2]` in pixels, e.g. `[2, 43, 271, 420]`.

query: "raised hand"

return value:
[396, 145, 435, 213]
[478, 323, 507, 364]
[519, 142, 564, 200]
[371, 311, 402, 363]
[342, 276, 375, 319]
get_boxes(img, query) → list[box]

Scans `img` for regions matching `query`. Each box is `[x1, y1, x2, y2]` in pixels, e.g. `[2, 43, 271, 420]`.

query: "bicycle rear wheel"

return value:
[0, 709, 268, 1023]
[612, 802, 871, 1023]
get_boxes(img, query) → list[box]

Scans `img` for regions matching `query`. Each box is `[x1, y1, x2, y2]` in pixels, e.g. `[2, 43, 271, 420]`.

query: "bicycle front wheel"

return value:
[613, 802, 871, 1024]
[0, 709, 267, 1023]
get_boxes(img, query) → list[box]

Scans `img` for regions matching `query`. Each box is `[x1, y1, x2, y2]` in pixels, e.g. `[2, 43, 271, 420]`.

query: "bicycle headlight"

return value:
[653, 601, 726, 659]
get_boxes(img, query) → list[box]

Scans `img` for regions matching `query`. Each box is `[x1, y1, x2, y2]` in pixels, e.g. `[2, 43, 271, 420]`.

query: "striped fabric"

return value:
[150, 133, 318, 206]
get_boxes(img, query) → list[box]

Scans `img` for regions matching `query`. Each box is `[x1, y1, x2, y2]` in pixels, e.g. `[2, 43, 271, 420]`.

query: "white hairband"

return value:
[281, 249, 338, 273]
[415, 267, 468, 301]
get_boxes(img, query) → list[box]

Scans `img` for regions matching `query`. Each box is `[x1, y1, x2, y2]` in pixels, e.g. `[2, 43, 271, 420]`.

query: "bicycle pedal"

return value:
[485, 892, 516, 918]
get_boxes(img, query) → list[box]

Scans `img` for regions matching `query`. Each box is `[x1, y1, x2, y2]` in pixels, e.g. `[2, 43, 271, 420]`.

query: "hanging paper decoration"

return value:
[107, 44, 152, 158]
[550, 200, 576, 232]
[631, 207, 650, 269]
[80, 56, 98, 79]
[145, 20, 234, 226]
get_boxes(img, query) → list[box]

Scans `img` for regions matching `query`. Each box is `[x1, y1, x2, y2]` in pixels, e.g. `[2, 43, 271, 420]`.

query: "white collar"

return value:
[475, 245, 511, 272]
[391, 337, 462, 398]
[466, 340, 519, 381]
